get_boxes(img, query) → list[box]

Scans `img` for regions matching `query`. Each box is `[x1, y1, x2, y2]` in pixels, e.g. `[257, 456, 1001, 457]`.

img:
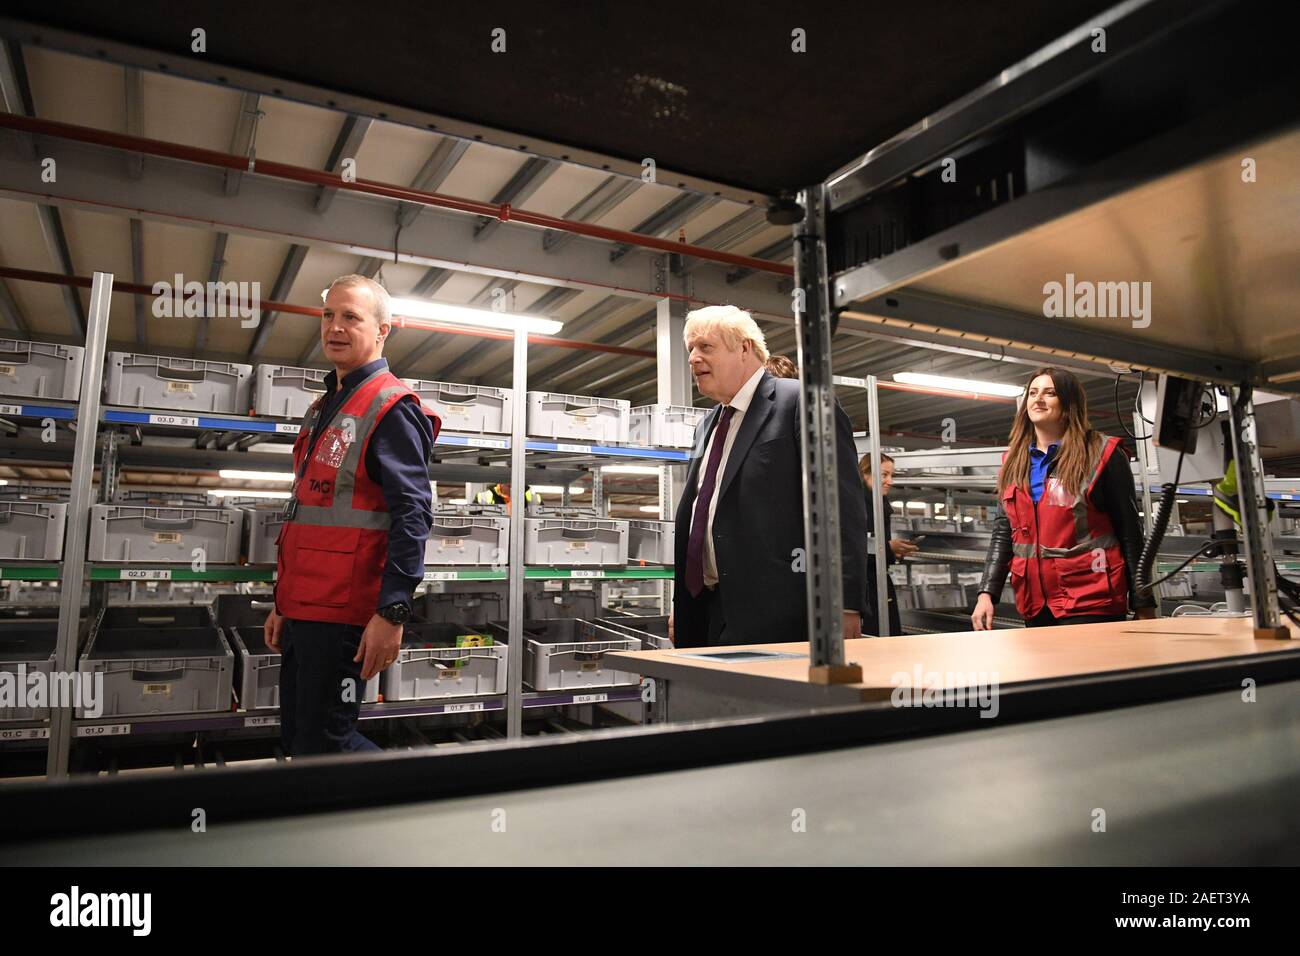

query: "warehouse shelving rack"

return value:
[1, 272, 692, 773]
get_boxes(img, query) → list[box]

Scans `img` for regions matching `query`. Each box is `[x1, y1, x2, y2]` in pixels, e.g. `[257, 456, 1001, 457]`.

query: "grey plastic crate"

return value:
[417, 582, 508, 627]
[0, 337, 84, 401]
[526, 582, 599, 620]
[88, 504, 242, 563]
[627, 520, 674, 565]
[104, 352, 253, 413]
[101, 605, 212, 628]
[381, 622, 507, 701]
[0, 484, 70, 502]
[524, 517, 627, 567]
[487, 618, 640, 690]
[79, 621, 234, 717]
[426, 513, 508, 566]
[0, 500, 67, 560]
[526, 391, 630, 443]
[212, 594, 277, 709]
[629, 404, 706, 448]
[243, 508, 284, 565]
[402, 379, 512, 434]
[597, 614, 672, 650]
[0, 620, 57, 720]
[253, 364, 329, 419]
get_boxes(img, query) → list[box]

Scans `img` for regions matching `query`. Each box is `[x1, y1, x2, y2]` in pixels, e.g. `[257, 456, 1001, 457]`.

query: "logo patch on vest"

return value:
[313, 422, 354, 468]
[1043, 477, 1079, 508]
[308, 478, 333, 495]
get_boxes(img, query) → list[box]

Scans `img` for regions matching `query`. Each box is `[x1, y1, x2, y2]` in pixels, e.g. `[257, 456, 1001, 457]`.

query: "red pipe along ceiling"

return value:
[0, 266, 655, 359]
[0, 113, 793, 277]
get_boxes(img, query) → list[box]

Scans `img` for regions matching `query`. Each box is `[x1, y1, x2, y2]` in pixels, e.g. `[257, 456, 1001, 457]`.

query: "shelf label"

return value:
[572, 693, 608, 704]
[147, 413, 199, 427]
[463, 437, 508, 449]
[556, 443, 591, 453]
[0, 726, 49, 740]
[423, 570, 459, 581]
[834, 375, 868, 388]
[0, 403, 23, 416]
[274, 422, 300, 434]
[121, 569, 173, 581]
[76, 723, 132, 738]
[442, 701, 486, 714]
[571, 569, 606, 578]
[244, 715, 280, 728]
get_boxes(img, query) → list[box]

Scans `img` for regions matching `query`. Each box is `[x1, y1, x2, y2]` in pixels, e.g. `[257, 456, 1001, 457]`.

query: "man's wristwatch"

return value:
[377, 602, 411, 625]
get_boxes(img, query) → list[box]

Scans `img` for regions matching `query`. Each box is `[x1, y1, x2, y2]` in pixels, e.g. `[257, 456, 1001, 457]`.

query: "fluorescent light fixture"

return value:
[529, 485, 585, 495]
[209, 489, 291, 499]
[601, 465, 661, 475]
[905, 501, 928, 510]
[893, 372, 1023, 398]
[1176, 499, 1190, 504]
[389, 298, 563, 335]
[962, 516, 975, 522]
[638, 505, 662, 514]
[446, 498, 468, 504]
[0, 479, 7, 485]
[218, 469, 295, 482]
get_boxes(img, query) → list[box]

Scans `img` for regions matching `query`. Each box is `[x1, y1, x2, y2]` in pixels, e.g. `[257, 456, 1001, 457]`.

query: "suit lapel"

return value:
[716, 372, 774, 504]
[678, 405, 719, 515]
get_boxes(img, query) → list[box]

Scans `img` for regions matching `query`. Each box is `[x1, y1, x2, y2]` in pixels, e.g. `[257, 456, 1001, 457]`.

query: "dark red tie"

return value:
[685, 406, 735, 597]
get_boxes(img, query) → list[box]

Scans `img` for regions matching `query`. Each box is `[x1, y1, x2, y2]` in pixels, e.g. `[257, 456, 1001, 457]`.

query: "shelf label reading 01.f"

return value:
[572, 693, 609, 704]
[121, 569, 173, 581]
[442, 701, 486, 714]
[147, 413, 199, 427]
[0, 726, 50, 740]
[244, 715, 280, 728]
[76, 723, 132, 738]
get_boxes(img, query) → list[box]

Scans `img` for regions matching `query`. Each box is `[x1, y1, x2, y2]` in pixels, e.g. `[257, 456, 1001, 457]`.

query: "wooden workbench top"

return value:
[603, 615, 1300, 703]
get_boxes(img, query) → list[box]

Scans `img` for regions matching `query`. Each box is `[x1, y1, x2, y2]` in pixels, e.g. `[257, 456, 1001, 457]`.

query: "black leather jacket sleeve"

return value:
[978, 508, 1013, 602]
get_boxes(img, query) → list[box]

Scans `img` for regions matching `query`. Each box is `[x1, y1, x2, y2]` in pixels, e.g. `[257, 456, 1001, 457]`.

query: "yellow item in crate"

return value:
[451, 632, 492, 668]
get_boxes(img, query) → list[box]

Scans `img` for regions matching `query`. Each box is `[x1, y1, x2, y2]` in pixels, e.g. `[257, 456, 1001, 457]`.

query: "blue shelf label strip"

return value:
[524, 440, 689, 461]
[1, 403, 77, 420]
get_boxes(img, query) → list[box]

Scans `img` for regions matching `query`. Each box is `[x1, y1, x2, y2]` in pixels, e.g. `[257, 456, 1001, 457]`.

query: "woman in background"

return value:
[972, 367, 1156, 629]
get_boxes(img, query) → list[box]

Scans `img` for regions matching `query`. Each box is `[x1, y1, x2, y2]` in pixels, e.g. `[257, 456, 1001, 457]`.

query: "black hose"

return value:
[1136, 482, 1177, 596]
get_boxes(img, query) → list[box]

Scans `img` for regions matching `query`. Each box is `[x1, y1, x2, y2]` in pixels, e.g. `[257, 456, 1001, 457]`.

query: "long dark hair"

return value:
[997, 367, 1101, 495]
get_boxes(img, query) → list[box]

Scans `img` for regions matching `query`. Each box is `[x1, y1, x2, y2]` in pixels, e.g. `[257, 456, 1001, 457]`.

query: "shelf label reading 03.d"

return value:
[0, 726, 50, 741]
[275, 422, 300, 434]
[121, 569, 173, 581]
[572, 693, 609, 704]
[75, 723, 132, 738]
[146, 413, 200, 427]
[442, 701, 486, 714]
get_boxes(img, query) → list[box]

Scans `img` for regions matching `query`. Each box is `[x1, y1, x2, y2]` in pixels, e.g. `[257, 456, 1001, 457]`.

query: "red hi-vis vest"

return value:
[1001, 435, 1129, 620]
[275, 367, 440, 625]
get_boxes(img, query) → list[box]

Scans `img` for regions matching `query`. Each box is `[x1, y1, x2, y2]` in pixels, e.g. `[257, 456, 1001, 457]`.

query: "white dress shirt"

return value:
[692, 365, 765, 587]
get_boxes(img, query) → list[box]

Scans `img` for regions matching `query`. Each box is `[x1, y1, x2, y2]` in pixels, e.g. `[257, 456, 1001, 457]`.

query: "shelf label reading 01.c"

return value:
[121, 569, 173, 581]
[0, 726, 50, 741]
[572, 693, 608, 704]
[244, 715, 280, 728]
[442, 701, 486, 714]
[76, 723, 132, 738]
[147, 413, 199, 427]
[571, 569, 606, 578]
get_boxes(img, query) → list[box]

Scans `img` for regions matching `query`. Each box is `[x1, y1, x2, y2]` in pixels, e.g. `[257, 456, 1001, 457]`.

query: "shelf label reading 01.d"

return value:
[76, 723, 132, 738]
[147, 413, 199, 427]
[442, 701, 486, 714]
[0, 726, 50, 740]
[121, 569, 173, 581]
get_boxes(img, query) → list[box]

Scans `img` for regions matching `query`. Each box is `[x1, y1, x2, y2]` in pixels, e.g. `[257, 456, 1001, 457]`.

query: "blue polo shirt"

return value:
[1029, 442, 1059, 503]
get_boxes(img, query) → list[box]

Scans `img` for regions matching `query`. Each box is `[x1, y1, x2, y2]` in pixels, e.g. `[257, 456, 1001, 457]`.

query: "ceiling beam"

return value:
[695, 207, 769, 250]
[542, 177, 640, 254]
[608, 194, 719, 264]
[397, 137, 470, 229]
[224, 92, 262, 196]
[194, 231, 227, 355]
[129, 217, 146, 346]
[314, 114, 373, 214]
[0, 277, 28, 334]
[123, 66, 144, 179]
[247, 243, 308, 358]
[35, 205, 84, 337]
[474, 157, 557, 242]
[726, 236, 793, 284]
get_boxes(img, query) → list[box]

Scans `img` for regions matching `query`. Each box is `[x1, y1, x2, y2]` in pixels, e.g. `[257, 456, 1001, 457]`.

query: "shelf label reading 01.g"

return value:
[442, 701, 486, 714]
[121, 569, 173, 581]
[244, 715, 280, 728]
[76, 723, 132, 738]
[572, 693, 608, 704]
[0, 726, 50, 740]
[147, 413, 199, 427]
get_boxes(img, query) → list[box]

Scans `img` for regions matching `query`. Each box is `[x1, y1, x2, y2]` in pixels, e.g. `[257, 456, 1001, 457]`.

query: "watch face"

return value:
[382, 604, 409, 624]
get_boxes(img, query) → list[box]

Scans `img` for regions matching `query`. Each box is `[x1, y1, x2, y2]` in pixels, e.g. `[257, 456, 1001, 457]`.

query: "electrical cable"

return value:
[1135, 444, 1186, 595]
[1115, 371, 1153, 440]
[1138, 540, 1218, 593]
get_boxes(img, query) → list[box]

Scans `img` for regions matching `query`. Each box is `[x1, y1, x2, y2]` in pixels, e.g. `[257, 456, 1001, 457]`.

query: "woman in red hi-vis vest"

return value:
[972, 367, 1157, 629]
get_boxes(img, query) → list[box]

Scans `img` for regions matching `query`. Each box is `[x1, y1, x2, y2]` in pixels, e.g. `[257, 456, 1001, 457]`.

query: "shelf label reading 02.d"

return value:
[147, 413, 199, 427]
[571, 569, 606, 578]
[121, 569, 173, 581]
[423, 570, 459, 581]
[442, 701, 486, 714]
[0, 726, 50, 741]
[75, 723, 132, 738]
[572, 693, 608, 704]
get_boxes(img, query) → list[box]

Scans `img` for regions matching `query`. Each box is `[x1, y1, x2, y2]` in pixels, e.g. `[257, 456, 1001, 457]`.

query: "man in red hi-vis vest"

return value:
[264, 275, 440, 755]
